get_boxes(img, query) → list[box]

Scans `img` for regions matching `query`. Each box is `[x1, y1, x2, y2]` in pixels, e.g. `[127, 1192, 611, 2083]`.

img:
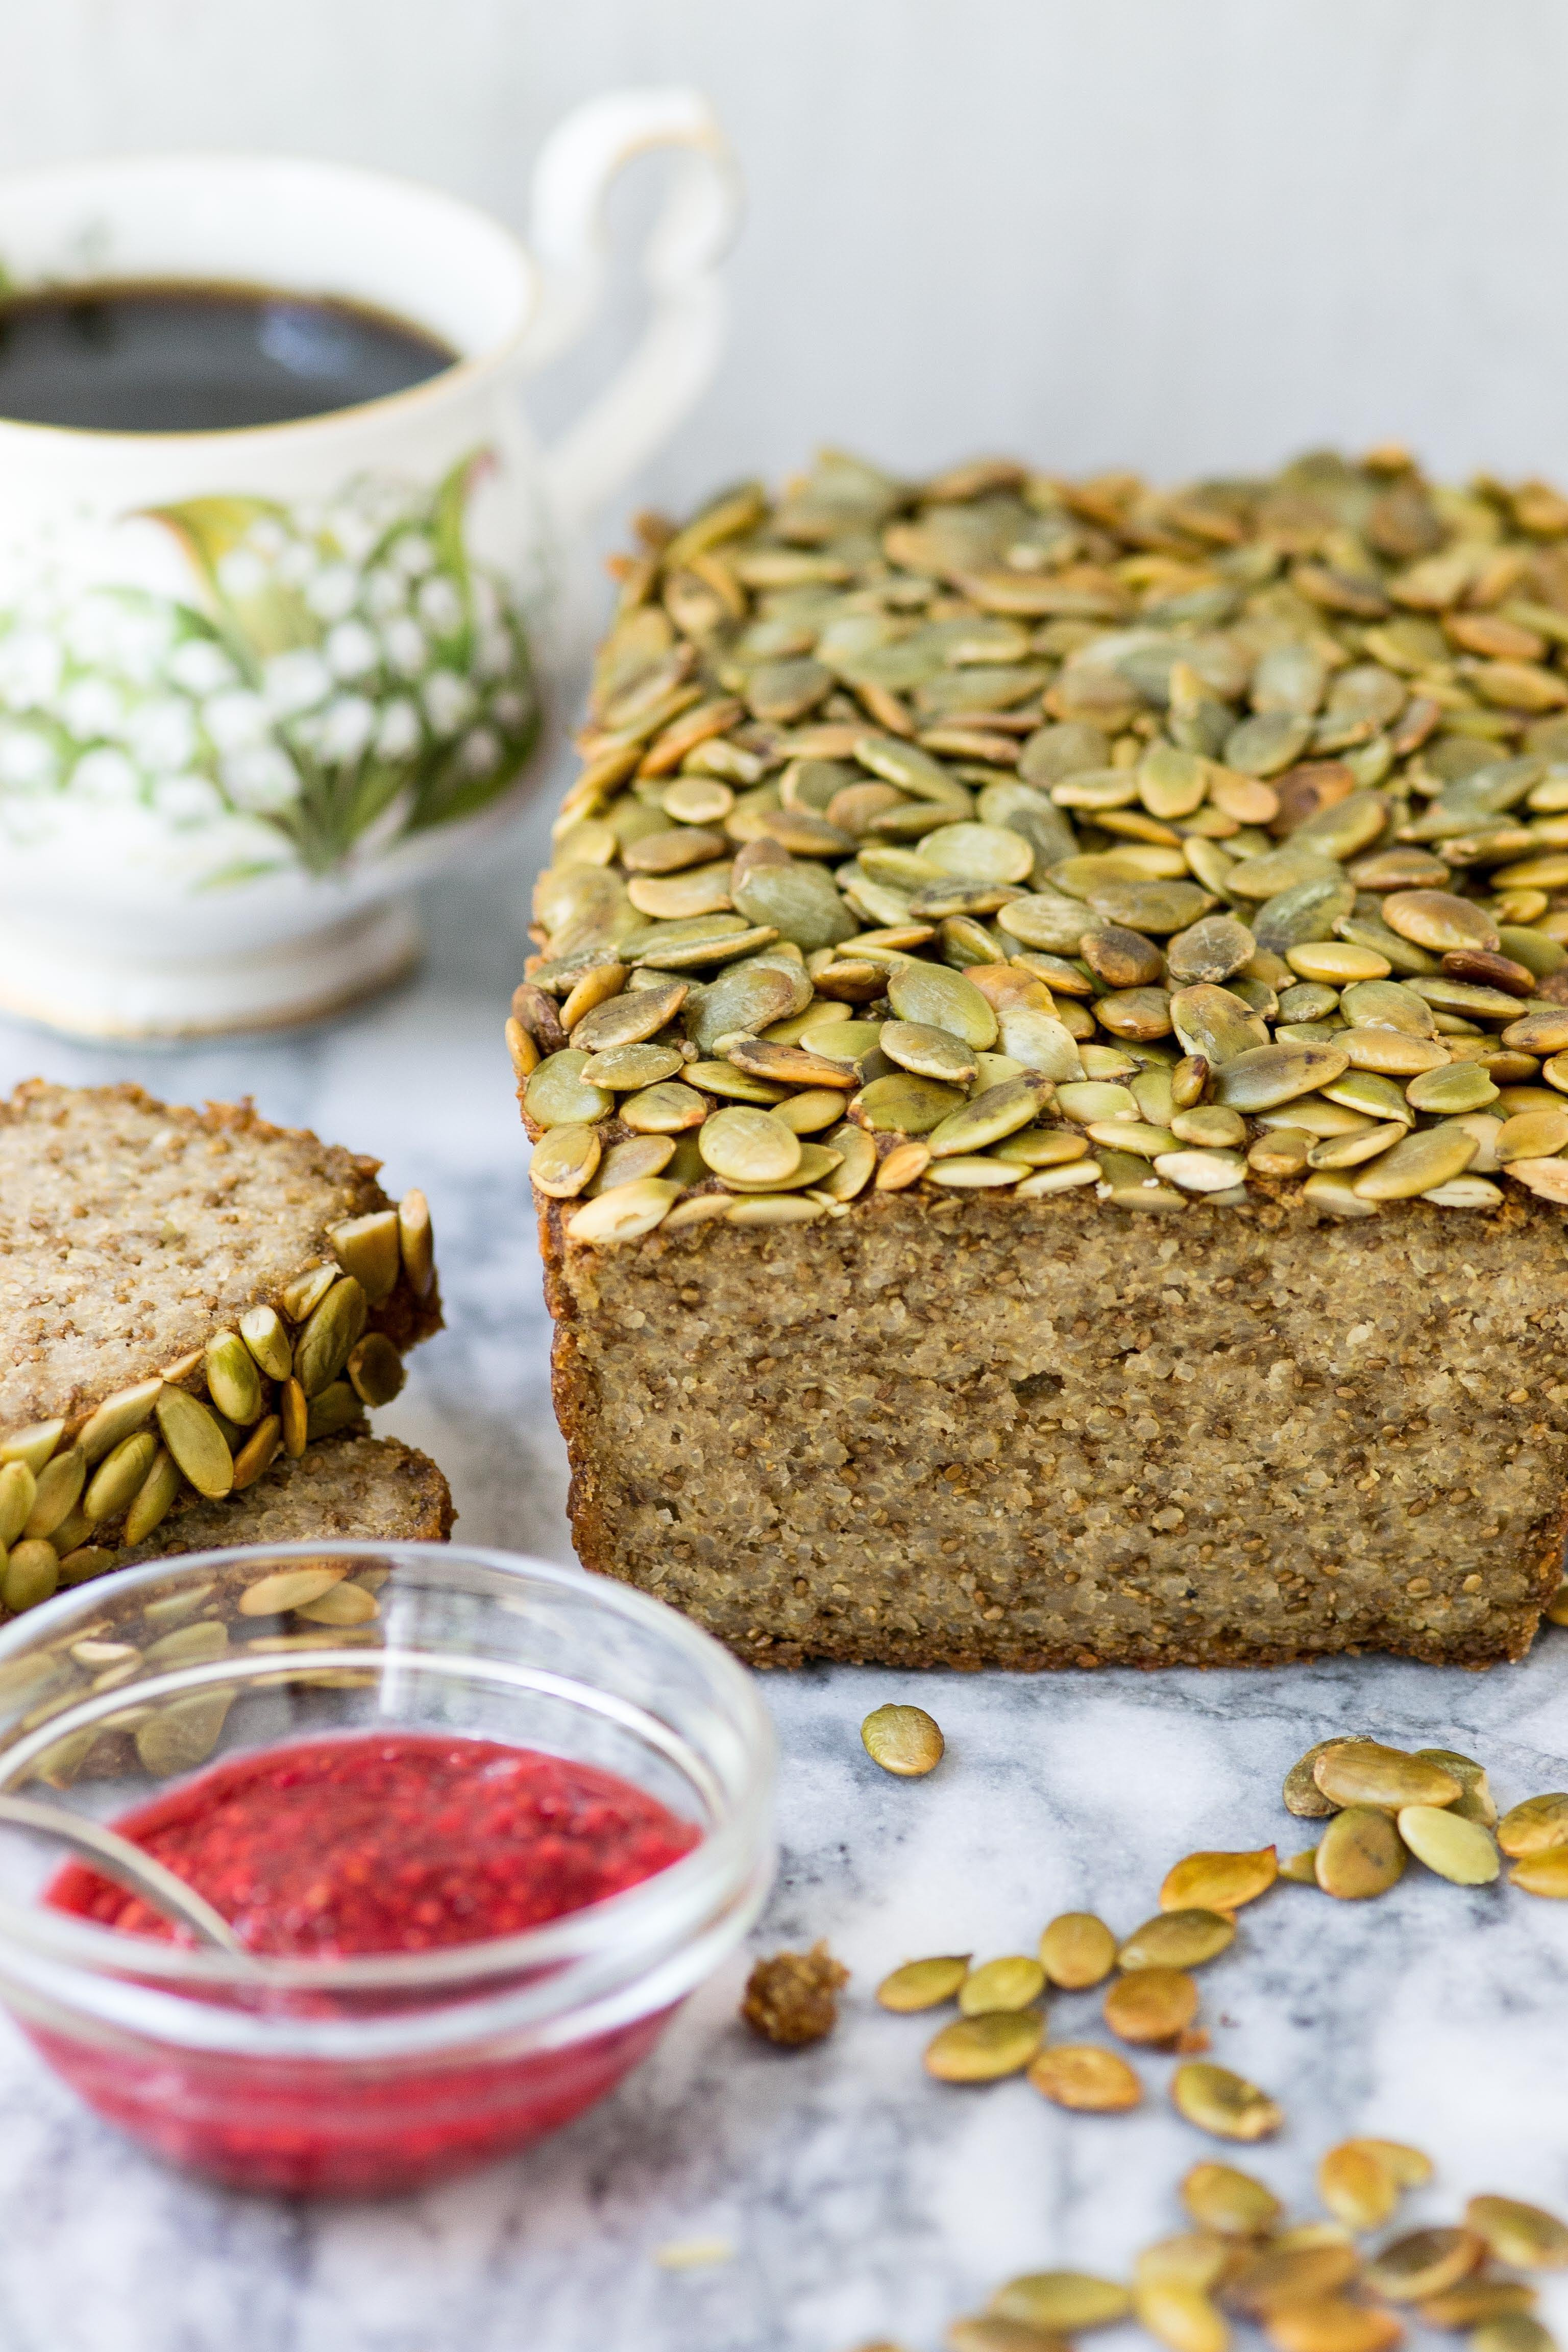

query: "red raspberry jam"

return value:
[33, 1733, 700, 2196]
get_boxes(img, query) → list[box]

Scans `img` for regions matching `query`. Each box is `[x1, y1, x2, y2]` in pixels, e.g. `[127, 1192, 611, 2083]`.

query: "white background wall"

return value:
[2, 1, 1567, 533]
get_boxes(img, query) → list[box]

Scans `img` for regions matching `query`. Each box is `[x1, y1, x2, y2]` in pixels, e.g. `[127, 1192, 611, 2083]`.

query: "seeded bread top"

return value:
[513, 447, 1568, 1246]
[0, 1081, 394, 1430]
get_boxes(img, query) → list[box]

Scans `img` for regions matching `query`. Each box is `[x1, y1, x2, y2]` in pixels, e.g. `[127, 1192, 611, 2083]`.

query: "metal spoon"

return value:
[0, 1791, 250, 1956]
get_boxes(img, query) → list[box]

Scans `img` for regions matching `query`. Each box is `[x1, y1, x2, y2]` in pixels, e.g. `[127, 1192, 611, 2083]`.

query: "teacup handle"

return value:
[523, 88, 743, 536]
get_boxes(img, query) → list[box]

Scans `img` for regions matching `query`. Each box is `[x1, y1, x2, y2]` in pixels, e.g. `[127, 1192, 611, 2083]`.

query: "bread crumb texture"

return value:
[124, 1434, 454, 1560]
[0, 1080, 437, 1430]
[546, 1188, 1568, 1669]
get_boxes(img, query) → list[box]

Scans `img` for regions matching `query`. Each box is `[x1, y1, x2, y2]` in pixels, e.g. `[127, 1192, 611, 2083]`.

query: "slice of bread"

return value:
[0, 1082, 444, 1607]
[121, 1433, 455, 1562]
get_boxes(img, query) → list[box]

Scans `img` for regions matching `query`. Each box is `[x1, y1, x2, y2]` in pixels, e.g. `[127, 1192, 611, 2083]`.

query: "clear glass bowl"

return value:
[0, 1544, 775, 2197]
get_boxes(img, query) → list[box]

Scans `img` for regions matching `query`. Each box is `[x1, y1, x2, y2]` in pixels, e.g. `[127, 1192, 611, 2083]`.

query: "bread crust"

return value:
[541, 1185, 1567, 1671]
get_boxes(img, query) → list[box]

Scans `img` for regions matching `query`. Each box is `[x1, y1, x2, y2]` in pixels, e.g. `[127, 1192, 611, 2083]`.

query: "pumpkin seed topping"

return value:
[527, 447, 1568, 1238]
[861, 1702, 944, 1776]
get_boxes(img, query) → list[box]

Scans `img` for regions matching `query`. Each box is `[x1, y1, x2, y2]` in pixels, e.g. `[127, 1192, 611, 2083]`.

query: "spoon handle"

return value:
[0, 1792, 249, 1956]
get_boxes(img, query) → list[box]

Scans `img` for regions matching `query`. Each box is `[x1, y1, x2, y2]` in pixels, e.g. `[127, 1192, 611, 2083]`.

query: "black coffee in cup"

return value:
[0, 280, 455, 433]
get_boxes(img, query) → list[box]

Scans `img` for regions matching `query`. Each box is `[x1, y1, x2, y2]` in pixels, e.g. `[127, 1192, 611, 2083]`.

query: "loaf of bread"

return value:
[0, 1081, 443, 1614]
[518, 449, 1568, 1669]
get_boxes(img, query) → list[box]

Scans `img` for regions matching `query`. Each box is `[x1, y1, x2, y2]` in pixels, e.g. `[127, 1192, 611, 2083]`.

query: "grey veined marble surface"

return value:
[0, 781, 1564, 2352]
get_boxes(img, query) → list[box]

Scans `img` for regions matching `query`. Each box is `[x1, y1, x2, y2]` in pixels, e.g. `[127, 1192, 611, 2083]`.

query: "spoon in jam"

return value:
[0, 1792, 250, 1956]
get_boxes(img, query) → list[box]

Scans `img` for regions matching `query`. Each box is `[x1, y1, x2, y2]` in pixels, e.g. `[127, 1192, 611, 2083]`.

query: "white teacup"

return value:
[0, 94, 741, 1037]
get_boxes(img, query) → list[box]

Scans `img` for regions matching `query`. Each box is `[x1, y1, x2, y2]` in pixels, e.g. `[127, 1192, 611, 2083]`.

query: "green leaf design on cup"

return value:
[0, 449, 538, 879]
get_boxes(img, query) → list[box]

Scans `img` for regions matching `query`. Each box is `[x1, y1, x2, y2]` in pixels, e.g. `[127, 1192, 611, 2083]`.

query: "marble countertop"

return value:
[0, 774, 1564, 2352]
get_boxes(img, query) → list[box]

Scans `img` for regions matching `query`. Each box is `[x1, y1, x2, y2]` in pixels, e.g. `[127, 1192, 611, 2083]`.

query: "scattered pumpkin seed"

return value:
[1363, 2231, 1485, 2302]
[924, 2010, 1044, 2082]
[1465, 2195, 1568, 2270]
[876, 1955, 971, 2012]
[1313, 1742, 1462, 1811]
[1496, 1792, 1568, 1856]
[960, 1957, 1047, 2016]
[1104, 1966, 1199, 2045]
[1171, 2063, 1283, 2143]
[1419, 2284, 1541, 2329]
[1119, 1910, 1236, 1971]
[1039, 1911, 1118, 1989]
[1182, 2162, 1284, 2236]
[1028, 2044, 1143, 2113]
[1316, 1806, 1406, 1899]
[1396, 1805, 1500, 1885]
[1317, 2140, 1404, 2230]
[1161, 1848, 1278, 1913]
[862, 1702, 944, 1776]
[989, 2273, 1133, 2332]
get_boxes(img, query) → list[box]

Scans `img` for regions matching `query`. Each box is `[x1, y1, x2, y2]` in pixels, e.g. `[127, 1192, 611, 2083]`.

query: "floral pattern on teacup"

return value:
[0, 450, 537, 881]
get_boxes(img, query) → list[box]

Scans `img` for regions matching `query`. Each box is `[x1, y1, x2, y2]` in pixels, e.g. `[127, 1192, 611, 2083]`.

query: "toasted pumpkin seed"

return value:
[1317, 2140, 1403, 2230]
[1227, 2246, 1360, 2317]
[136, 1692, 232, 1779]
[1509, 1848, 1568, 1897]
[1182, 2162, 1283, 2236]
[1396, 1804, 1499, 1885]
[237, 1565, 347, 1617]
[1262, 2301, 1402, 2352]
[946, 2317, 1067, 2352]
[1039, 1910, 1117, 1988]
[1419, 2284, 1540, 2329]
[3, 1541, 59, 1612]
[239, 1307, 293, 1381]
[862, 1702, 944, 1775]
[989, 2274, 1133, 2332]
[1119, 1909, 1236, 1971]
[961, 1956, 1047, 2015]
[1496, 1792, 1568, 1856]
[153, 1392, 232, 1501]
[1161, 1848, 1278, 1913]
[1465, 2195, 1568, 2270]
[1317, 1806, 1406, 1899]
[1136, 2285, 1229, 2352]
[1412, 1749, 1497, 1827]
[0, 1461, 35, 1550]
[1104, 1966, 1198, 2044]
[924, 2009, 1043, 2081]
[1136, 2237, 1233, 2294]
[876, 1954, 971, 2012]
[122, 1447, 181, 1547]
[1468, 2316, 1555, 2352]
[1314, 1742, 1461, 1811]
[1028, 2043, 1142, 2113]
[1363, 2231, 1485, 2302]
[1172, 2064, 1282, 2143]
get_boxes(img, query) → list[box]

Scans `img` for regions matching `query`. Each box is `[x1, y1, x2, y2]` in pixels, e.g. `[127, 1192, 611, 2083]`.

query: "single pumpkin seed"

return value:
[0, 1420, 65, 1474]
[122, 1447, 181, 1547]
[238, 1565, 348, 1616]
[280, 1263, 337, 1324]
[1509, 1848, 1568, 1897]
[887, 961, 999, 1048]
[1465, 2195, 1568, 2270]
[1161, 1848, 1278, 1913]
[524, 1049, 615, 1129]
[76, 1378, 164, 1465]
[566, 1178, 680, 1244]
[924, 2008, 1043, 2081]
[989, 2273, 1133, 2332]
[0, 1462, 36, 1549]
[960, 1956, 1047, 2015]
[862, 1702, 944, 1775]
[1182, 2162, 1284, 2236]
[24, 1444, 87, 1538]
[295, 1276, 369, 1400]
[1136, 2237, 1233, 2294]
[280, 1378, 308, 1459]
[1468, 2317, 1555, 2352]
[1496, 1792, 1568, 1856]
[231, 1415, 282, 1492]
[1412, 1749, 1497, 1827]
[1136, 2285, 1229, 2352]
[947, 2317, 1067, 2352]
[3, 1541, 59, 1613]
[1419, 2285, 1540, 2329]
[81, 1432, 159, 1527]
[1262, 2302, 1401, 2352]
[347, 1334, 406, 1408]
[699, 1105, 803, 1183]
[1216, 1042, 1350, 1112]
[204, 1333, 263, 1427]
[1363, 2231, 1485, 2302]
[295, 1580, 380, 1626]
[1119, 1910, 1236, 1971]
[1314, 1742, 1461, 1811]
[397, 1188, 435, 1297]
[1028, 2044, 1142, 2114]
[306, 1380, 365, 1441]
[1317, 1806, 1406, 1899]
[854, 1072, 968, 1133]
[876, 1954, 971, 2011]
[1317, 2140, 1403, 2230]
[929, 1075, 1053, 1158]
[239, 1307, 293, 1381]
[329, 1209, 401, 1303]
[530, 1121, 604, 1197]
[1396, 1804, 1499, 1885]
[1171, 2064, 1283, 2143]
[136, 1692, 233, 1779]
[1285, 1738, 1364, 1816]
[1038, 1911, 1117, 1988]
[1226, 2246, 1360, 2317]
[1104, 1966, 1198, 2044]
